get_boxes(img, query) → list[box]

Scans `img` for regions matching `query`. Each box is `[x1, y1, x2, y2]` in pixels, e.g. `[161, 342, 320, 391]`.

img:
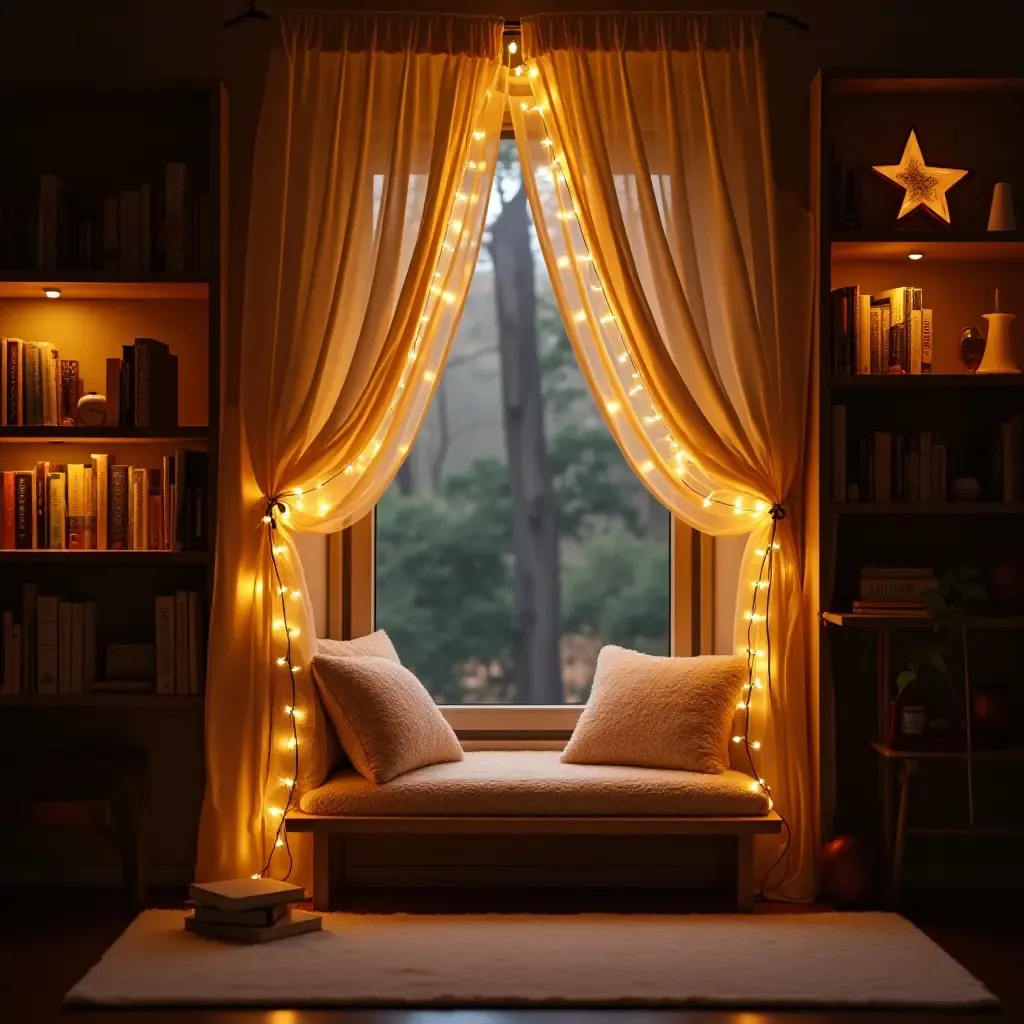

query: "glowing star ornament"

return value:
[872, 130, 968, 224]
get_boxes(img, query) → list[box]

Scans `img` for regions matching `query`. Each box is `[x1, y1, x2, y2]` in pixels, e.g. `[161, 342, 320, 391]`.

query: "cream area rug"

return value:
[66, 910, 996, 1010]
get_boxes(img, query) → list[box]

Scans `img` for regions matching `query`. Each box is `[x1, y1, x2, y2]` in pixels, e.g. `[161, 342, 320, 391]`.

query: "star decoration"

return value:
[872, 130, 968, 224]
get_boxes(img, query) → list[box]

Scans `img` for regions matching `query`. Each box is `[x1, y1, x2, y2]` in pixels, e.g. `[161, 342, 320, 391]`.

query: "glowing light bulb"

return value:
[276, 657, 287, 666]
[529, 67, 539, 78]
[273, 619, 284, 631]
[441, 291, 455, 305]
[639, 460, 654, 475]
[319, 503, 328, 516]
[732, 736, 744, 744]
[508, 39, 517, 54]
[753, 678, 764, 689]
[628, 384, 644, 396]
[278, 586, 287, 596]
[455, 191, 467, 202]
[280, 777, 294, 787]
[273, 546, 286, 556]
[287, 627, 300, 637]
[284, 737, 297, 750]
[645, 413, 662, 424]
[556, 255, 571, 269]
[750, 781, 761, 792]
[755, 501, 767, 514]
[751, 741, 762, 750]
[573, 310, 586, 323]
[262, 515, 272, 524]
[268, 807, 283, 818]
[290, 589, 300, 600]
[251, 873, 261, 880]
[575, 252, 592, 262]
[275, 839, 285, 848]
[737, 702, 748, 710]
[605, 400, 620, 414]
[733, 498, 744, 515]
[618, 352, 629, 363]
[702, 496, 712, 508]
[472, 131, 484, 141]
[423, 370, 437, 383]
[599, 314, 617, 325]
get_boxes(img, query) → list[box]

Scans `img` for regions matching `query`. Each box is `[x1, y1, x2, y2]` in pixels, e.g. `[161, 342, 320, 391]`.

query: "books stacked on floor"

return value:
[0, 449, 207, 550]
[0, 587, 203, 696]
[186, 878, 320, 944]
[0, 163, 211, 276]
[831, 408, 1022, 504]
[3, 335, 179, 429]
[830, 284, 931, 376]
[852, 567, 936, 617]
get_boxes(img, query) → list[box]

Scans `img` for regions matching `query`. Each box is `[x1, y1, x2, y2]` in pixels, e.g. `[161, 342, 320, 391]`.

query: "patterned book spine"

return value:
[66, 463, 86, 549]
[48, 473, 66, 549]
[14, 471, 34, 548]
[109, 465, 130, 549]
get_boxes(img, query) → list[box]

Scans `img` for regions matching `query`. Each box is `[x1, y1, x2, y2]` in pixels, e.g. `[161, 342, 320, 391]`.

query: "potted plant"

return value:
[893, 566, 987, 748]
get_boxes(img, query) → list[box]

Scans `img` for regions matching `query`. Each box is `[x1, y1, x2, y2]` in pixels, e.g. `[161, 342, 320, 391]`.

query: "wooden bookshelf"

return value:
[0, 83, 224, 705]
[813, 70, 1024, 898]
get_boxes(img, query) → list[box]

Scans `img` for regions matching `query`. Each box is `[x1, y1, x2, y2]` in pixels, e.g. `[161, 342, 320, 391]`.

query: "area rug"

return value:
[66, 910, 997, 1010]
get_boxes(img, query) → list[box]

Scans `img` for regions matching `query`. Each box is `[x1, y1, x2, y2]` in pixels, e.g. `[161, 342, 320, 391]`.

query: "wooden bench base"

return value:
[286, 812, 782, 912]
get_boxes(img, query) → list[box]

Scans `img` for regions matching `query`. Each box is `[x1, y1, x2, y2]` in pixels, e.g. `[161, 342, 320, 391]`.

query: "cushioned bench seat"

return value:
[300, 749, 771, 818]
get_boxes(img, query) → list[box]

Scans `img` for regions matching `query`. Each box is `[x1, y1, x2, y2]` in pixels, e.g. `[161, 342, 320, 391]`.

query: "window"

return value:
[374, 142, 672, 705]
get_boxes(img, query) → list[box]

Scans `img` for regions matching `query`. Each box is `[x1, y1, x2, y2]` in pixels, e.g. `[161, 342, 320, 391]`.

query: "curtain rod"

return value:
[225, 5, 810, 32]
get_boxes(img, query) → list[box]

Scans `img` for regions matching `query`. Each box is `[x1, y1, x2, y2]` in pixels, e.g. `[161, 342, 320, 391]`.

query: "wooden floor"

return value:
[3, 886, 1020, 1022]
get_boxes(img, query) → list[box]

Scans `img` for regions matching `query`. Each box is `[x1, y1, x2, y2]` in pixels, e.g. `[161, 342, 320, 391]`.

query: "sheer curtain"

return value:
[515, 12, 816, 899]
[197, 12, 505, 884]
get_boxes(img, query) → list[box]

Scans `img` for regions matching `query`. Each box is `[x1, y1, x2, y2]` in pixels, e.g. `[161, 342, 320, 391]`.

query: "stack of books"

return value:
[853, 567, 936, 617]
[830, 284, 931, 377]
[185, 878, 320, 944]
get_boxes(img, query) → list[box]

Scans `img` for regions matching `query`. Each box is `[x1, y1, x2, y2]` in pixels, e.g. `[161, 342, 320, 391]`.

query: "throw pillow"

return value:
[311, 653, 463, 784]
[561, 646, 746, 775]
[317, 629, 400, 664]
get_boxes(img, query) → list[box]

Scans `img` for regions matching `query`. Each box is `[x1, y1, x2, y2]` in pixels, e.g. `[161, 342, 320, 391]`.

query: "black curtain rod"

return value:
[225, 6, 810, 32]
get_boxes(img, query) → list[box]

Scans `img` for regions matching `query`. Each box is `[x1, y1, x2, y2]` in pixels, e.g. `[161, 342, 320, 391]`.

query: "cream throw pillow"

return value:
[311, 653, 463, 785]
[317, 629, 400, 664]
[562, 646, 746, 775]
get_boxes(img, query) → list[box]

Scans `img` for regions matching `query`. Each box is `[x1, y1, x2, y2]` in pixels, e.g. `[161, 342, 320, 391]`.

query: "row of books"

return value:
[830, 285, 932, 376]
[0, 450, 208, 550]
[851, 566, 936, 617]
[3, 336, 179, 429]
[832, 408, 1023, 503]
[1, 587, 204, 696]
[0, 164, 210, 276]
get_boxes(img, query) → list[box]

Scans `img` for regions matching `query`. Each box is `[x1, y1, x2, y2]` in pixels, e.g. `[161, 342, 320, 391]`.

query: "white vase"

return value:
[978, 312, 1021, 374]
[987, 183, 1016, 231]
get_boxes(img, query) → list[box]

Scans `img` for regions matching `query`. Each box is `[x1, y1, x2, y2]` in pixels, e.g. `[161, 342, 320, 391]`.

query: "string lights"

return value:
[249, 91, 501, 882]
[516, 55, 792, 895]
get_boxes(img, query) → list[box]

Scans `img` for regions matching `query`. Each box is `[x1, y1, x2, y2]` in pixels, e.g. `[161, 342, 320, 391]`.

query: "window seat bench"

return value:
[287, 750, 781, 911]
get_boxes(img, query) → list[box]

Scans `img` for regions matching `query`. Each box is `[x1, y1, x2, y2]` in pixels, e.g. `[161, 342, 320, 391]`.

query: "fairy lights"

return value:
[519, 66, 791, 894]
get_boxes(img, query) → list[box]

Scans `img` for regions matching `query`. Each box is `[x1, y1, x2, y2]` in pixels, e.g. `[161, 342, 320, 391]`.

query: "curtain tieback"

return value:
[769, 504, 786, 521]
[263, 497, 287, 528]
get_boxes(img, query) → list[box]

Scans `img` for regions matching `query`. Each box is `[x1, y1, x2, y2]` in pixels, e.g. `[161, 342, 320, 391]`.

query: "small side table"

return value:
[10, 746, 149, 905]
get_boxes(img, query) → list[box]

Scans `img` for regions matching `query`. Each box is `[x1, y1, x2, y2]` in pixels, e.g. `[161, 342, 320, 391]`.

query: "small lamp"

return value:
[977, 289, 1021, 374]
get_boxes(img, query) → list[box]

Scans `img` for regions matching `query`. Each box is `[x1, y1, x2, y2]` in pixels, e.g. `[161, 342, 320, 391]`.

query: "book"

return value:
[2, 611, 19, 696]
[93, 454, 109, 550]
[48, 471, 66, 548]
[37, 173, 67, 271]
[41, 344, 54, 426]
[874, 432, 892, 503]
[919, 431, 932, 503]
[23, 341, 41, 425]
[148, 492, 163, 550]
[162, 455, 174, 550]
[893, 434, 905, 501]
[34, 461, 48, 548]
[59, 360, 80, 425]
[165, 163, 189, 273]
[855, 292, 871, 375]
[67, 464, 86, 549]
[185, 909, 321, 944]
[70, 603, 85, 696]
[188, 877, 304, 912]
[932, 443, 948, 501]
[909, 307, 923, 375]
[922, 308, 933, 374]
[83, 601, 97, 692]
[187, 590, 203, 695]
[140, 182, 152, 275]
[860, 576, 936, 601]
[830, 286, 854, 376]
[6, 338, 23, 425]
[102, 196, 118, 272]
[36, 595, 59, 695]
[132, 467, 148, 550]
[121, 344, 135, 428]
[109, 465, 130, 548]
[105, 359, 122, 426]
[831, 405, 846, 503]
[187, 901, 288, 928]
[175, 590, 189, 695]
[22, 583, 38, 694]
[155, 596, 176, 695]
[58, 602, 72, 695]
[869, 304, 882, 375]
[14, 471, 34, 548]
[118, 189, 142, 275]
[133, 338, 173, 428]
[2, 471, 14, 547]
[906, 438, 920, 503]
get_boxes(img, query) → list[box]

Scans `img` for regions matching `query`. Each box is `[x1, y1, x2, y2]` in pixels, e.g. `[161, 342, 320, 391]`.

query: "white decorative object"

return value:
[77, 392, 107, 426]
[987, 182, 1016, 231]
[978, 288, 1021, 374]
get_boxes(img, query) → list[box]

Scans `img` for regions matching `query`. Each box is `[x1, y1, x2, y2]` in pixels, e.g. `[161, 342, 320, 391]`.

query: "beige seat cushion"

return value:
[562, 647, 747, 775]
[311, 652, 463, 785]
[300, 750, 769, 817]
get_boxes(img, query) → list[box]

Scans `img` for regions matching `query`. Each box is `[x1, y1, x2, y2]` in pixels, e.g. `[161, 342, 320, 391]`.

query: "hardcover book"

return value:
[155, 596, 175, 695]
[109, 465, 130, 549]
[188, 877, 303, 912]
[14, 471, 34, 548]
[36, 595, 59, 695]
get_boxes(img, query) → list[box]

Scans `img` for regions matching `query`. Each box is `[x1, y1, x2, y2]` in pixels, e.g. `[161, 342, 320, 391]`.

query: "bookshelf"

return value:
[813, 71, 1024, 897]
[0, 83, 224, 707]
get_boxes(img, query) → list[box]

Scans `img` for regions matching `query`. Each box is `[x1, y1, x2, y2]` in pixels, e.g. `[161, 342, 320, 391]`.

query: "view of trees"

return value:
[376, 144, 670, 704]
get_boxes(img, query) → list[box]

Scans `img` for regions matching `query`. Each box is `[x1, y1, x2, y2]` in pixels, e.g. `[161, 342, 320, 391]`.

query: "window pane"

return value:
[375, 141, 670, 704]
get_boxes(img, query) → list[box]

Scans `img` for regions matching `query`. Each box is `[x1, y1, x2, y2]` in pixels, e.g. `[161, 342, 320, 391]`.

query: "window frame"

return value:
[329, 511, 713, 735]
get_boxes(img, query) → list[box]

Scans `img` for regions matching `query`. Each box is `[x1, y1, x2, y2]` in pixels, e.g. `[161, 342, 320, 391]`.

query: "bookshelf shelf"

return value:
[0, 279, 209, 301]
[0, 693, 204, 708]
[0, 550, 208, 564]
[871, 741, 1024, 762]
[0, 426, 210, 443]
[831, 236, 1024, 261]
[823, 612, 1024, 628]
[831, 374, 1024, 389]
[832, 502, 1024, 515]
